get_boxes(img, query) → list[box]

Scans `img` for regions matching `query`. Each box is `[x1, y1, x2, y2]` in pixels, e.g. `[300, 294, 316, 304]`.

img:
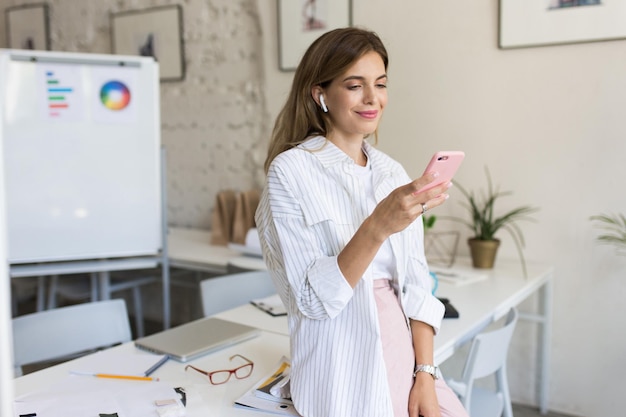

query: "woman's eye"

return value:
[347, 85, 361, 90]
[376, 84, 387, 89]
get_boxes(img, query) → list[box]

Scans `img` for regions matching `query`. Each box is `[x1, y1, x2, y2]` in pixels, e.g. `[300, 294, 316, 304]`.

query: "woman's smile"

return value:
[357, 110, 379, 119]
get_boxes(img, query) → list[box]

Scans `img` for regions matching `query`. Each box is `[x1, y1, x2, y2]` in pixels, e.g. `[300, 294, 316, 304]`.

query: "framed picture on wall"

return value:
[111, 5, 185, 82]
[5, 3, 50, 50]
[277, 0, 352, 71]
[499, 0, 626, 49]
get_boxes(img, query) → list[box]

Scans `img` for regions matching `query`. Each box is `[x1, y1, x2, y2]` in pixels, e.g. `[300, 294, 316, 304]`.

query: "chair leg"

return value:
[497, 368, 513, 417]
[132, 286, 144, 338]
[89, 273, 99, 301]
[36, 276, 46, 311]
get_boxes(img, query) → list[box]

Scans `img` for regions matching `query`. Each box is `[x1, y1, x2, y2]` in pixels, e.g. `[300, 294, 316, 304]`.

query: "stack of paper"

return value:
[235, 356, 300, 416]
[430, 266, 489, 286]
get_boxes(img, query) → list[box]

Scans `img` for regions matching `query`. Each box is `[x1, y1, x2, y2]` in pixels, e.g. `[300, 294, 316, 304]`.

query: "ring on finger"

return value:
[421, 202, 428, 214]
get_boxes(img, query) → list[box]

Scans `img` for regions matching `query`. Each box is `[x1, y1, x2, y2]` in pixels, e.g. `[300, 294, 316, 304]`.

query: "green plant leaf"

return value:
[423, 214, 437, 230]
[590, 213, 626, 253]
[440, 166, 539, 277]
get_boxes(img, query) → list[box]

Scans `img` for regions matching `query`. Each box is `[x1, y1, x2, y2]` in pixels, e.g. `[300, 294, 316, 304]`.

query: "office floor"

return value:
[14, 293, 581, 417]
[512, 404, 580, 417]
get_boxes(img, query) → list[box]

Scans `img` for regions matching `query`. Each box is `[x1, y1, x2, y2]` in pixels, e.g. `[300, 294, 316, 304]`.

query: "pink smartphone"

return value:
[416, 151, 465, 193]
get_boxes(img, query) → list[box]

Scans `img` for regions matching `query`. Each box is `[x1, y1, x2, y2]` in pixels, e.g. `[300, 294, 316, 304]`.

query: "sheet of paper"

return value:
[14, 374, 180, 417]
[430, 266, 489, 286]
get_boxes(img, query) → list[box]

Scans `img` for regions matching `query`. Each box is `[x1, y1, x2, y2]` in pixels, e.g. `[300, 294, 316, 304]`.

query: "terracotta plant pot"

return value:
[468, 238, 500, 269]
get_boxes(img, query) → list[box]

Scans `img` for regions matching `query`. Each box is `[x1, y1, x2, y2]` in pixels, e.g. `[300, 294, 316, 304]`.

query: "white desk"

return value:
[14, 330, 291, 417]
[167, 227, 266, 274]
[13, 258, 553, 415]
[167, 227, 240, 274]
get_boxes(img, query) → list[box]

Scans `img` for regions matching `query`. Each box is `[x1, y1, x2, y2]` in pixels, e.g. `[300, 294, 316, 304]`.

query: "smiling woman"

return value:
[255, 27, 469, 417]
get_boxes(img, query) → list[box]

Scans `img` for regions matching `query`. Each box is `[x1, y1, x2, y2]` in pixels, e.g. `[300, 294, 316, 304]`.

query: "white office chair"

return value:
[446, 307, 519, 417]
[46, 271, 158, 337]
[200, 270, 277, 317]
[10, 276, 47, 316]
[12, 299, 132, 377]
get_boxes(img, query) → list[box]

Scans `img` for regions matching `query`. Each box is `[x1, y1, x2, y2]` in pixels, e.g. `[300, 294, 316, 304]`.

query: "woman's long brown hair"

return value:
[264, 27, 389, 173]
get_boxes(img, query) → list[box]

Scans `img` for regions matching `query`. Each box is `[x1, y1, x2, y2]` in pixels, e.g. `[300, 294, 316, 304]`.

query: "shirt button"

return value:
[402, 286, 407, 294]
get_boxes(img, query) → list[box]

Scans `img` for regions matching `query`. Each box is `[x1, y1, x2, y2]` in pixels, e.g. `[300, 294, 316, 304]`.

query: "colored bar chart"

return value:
[46, 71, 73, 117]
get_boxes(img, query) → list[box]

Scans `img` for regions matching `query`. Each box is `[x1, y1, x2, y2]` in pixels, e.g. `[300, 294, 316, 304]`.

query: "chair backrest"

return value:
[449, 307, 519, 416]
[12, 299, 132, 376]
[200, 270, 276, 317]
[461, 307, 519, 382]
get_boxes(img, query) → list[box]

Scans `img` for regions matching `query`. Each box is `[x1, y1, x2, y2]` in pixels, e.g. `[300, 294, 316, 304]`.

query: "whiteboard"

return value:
[0, 49, 162, 263]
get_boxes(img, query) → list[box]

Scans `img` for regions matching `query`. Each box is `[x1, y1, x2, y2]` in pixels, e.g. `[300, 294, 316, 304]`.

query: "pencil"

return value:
[70, 371, 159, 381]
[94, 373, 159, 381]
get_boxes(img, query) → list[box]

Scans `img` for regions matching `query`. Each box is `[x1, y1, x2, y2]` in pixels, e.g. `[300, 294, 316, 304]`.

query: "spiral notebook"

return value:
[134, 317, 260, 362]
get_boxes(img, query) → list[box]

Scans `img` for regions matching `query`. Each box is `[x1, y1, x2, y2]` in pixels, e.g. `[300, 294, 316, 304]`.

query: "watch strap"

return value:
[413, 364, 439, 380]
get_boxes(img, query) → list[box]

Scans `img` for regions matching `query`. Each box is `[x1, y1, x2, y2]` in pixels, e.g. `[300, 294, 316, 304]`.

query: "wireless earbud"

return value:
[319, 95, 328, 113]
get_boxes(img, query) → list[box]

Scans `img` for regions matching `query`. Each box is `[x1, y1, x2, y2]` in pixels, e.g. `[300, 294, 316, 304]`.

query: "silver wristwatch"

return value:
[413, 364, 439, 380]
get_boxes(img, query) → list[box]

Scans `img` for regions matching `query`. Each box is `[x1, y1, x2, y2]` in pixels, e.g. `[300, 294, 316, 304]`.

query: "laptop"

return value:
[134, 317, 261, 362]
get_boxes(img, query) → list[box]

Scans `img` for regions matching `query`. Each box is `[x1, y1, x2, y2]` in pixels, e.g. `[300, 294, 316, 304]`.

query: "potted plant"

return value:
[590, 212, 626, 255]
[445, 167, 538, 276]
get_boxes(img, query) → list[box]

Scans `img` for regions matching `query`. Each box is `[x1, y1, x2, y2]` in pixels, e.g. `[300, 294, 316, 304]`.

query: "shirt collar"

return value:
[297, 136, 381, 170]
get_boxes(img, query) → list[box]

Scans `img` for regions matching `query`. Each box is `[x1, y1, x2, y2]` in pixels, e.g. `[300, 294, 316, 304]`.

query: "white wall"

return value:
[260, 1, 626, 416]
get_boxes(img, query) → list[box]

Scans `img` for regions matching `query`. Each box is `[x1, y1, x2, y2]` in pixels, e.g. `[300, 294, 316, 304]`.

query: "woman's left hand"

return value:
[408, 373, 441, 417]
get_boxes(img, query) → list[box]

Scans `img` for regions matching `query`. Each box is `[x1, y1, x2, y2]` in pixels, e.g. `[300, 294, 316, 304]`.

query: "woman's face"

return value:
[323, 51, 388, 143]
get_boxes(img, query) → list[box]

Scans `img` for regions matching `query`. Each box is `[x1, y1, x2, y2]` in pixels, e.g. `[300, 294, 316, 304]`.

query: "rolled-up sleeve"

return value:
[256, 156, 354, 320]
[402, 284, 445, 334]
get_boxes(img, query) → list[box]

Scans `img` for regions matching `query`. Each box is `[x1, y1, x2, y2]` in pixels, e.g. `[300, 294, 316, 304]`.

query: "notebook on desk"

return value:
[134, 317, 260, 362]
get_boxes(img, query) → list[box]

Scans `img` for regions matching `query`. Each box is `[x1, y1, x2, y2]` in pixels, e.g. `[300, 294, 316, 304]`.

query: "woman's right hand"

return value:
[338, 172, 451, 288]
[367, 172, 451, 242]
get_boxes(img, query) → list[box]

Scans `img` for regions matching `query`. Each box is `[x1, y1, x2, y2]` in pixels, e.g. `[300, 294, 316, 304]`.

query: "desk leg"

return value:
[99, 271, 111, 300]
[539, 277, 553, 414]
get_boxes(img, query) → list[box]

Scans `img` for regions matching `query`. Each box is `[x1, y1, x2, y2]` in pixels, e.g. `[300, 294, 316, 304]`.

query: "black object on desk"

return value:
[438, 298, 459, 319]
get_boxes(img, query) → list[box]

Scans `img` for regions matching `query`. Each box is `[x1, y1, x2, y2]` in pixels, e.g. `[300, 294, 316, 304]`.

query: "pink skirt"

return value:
[373, 279, 469, 417]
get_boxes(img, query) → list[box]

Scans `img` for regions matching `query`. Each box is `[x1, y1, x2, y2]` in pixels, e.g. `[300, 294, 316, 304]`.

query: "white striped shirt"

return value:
[255, 136, 445, 417]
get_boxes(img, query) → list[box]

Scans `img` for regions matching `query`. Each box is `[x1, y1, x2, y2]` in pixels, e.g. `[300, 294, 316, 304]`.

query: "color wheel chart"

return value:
[100, 80, 131, 111]
[92, 66, 137, 124]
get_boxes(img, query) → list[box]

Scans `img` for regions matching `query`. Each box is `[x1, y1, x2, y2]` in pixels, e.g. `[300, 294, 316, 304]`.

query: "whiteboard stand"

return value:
[2, 49, 172, 331]
[160, 147, 171, 329]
